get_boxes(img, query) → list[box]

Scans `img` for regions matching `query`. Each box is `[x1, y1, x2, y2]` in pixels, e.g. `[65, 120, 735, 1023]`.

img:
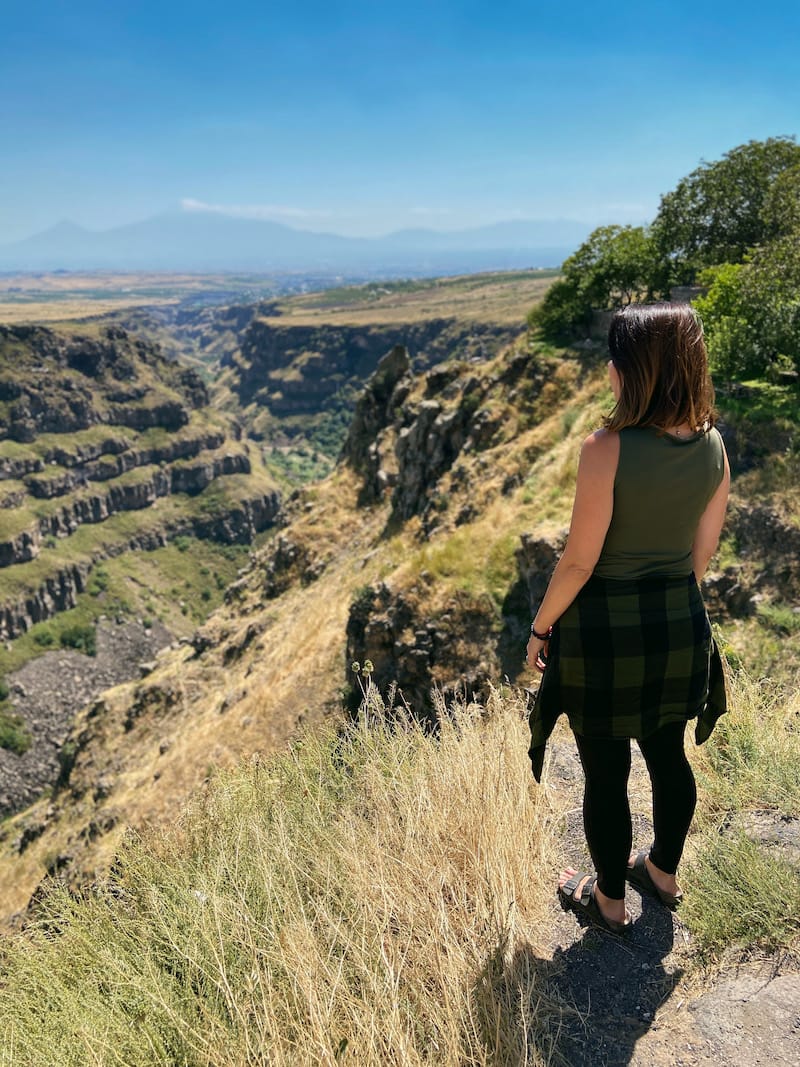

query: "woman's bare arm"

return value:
[529, 430, 619, 639]
[692, 441, 731, 581]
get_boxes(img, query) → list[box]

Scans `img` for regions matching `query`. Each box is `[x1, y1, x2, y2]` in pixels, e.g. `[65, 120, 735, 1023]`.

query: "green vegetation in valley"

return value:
[264, 444, 334, 487]
[0, 535, 255, 681]
[0, 709, 32, 755]
[0, 671, 32, 754]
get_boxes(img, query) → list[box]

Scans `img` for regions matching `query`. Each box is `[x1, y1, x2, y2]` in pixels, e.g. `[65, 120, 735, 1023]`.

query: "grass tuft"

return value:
[0, 689, 559, 1066]
[683, 830, 800, 958]
[693, 669, 800, 815]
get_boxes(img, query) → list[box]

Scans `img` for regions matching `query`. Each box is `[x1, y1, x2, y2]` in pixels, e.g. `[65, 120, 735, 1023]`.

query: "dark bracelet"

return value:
[529, 623, 552, 640]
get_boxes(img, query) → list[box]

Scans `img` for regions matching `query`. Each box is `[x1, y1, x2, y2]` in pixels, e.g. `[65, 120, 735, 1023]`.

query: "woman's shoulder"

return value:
[699, 425, 726, 452]
[582, 428, 620, 452]
[580, 429, 621, 472]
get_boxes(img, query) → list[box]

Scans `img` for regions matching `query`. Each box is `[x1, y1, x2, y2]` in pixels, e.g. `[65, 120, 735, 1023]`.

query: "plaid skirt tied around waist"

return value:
[528, 572, 727, 782]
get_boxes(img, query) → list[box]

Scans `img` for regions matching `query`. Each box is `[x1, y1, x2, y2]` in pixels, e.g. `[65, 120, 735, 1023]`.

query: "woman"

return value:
[526, 302, 730, 932]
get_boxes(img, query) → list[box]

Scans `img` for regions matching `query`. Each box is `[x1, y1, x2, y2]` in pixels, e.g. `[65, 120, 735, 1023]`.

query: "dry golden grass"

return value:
[0, 271, 244, 323]
[0, 298, 175, 324]
[0, 690, 561, 1066]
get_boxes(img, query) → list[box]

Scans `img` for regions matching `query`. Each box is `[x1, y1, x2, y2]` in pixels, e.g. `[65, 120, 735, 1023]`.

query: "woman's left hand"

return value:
[526, 635, 549, 673]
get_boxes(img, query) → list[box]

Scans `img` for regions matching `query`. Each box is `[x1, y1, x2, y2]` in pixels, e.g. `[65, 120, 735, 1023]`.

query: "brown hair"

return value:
[604, 302, 716, 433]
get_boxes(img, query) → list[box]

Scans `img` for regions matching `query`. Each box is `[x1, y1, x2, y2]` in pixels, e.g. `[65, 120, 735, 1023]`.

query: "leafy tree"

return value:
[531, 225, 662, 341]
[761, 163, 800, 238]
[696, 235, 800, 379]
[653, 137, 800, 283]
[528, 275, 591, 341]
[565, 225, 662, 307]
[694, 264, 754, 378]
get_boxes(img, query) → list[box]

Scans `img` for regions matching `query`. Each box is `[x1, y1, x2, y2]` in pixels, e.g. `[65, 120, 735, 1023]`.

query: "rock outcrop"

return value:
[221, 317, 518, 445]
[341, 345, 413, 505]
[345, 581, 498, 721]
[0, 324, 207, 442]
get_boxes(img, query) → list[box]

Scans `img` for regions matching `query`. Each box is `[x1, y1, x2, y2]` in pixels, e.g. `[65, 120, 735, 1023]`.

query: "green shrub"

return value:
[33, 629, 55, 648]
[757, 601, 800, 635]
[87, 566, 110, 597]
[59, 624, 97, 657]
[0, 709, 32, 755]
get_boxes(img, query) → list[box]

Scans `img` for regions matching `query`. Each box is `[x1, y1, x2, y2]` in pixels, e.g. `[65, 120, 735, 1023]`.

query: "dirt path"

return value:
[535, 737, 800, 1066]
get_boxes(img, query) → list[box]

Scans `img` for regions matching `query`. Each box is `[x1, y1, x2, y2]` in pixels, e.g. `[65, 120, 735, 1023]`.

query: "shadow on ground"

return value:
[474, 894, 682, 1066]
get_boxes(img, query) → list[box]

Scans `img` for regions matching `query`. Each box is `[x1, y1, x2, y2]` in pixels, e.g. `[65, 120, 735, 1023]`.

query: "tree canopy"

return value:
[531, 136, 800, 379]
[652, 137, 800, 283]
[529, 225, 663, 342]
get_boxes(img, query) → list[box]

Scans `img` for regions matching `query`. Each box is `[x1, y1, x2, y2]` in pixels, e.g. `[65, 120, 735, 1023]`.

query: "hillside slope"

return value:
[0, 322, 281, 817]
[0, 305, 798, 929]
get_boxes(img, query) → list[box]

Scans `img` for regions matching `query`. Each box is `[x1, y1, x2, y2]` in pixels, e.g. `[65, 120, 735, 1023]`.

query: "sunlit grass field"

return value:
[1, 669, 798, 1065]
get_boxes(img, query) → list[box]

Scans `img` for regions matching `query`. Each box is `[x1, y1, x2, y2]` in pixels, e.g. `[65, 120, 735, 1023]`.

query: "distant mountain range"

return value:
[0, 210, 591, 273]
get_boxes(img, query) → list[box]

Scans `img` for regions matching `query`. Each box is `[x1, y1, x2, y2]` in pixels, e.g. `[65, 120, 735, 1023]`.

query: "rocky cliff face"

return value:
[0, 489, 280, 642]
[0, 324, 281, 641]
[343, 341, 549, 528]
[220, 316, 519, 449]
[345, 581, 499, 720]
[0, 324, 207, 442]
[338, 342, 567, 713]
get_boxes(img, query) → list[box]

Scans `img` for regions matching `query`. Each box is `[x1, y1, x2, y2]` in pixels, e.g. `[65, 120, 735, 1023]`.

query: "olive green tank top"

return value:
[594, 426, 725, 579]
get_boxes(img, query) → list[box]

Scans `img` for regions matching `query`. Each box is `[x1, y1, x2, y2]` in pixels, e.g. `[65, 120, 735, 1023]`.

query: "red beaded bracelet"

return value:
[529, 623, 552, 640]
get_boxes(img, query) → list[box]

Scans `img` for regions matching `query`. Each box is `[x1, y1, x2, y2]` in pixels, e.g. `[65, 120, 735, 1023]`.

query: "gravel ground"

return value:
[0, 618, 172, 816]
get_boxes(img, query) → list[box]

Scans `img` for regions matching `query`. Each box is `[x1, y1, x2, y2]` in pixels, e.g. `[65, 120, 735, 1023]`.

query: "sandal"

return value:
[557, 871, 631, 933]
[625, 850, 683, 909]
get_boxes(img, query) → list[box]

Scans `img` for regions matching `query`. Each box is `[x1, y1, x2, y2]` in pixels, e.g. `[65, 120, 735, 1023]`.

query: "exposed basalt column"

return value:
[341, 345, 413, 505]
[0, 563, 91, 639]
[344, 581, 497, 722]
[0, 490, 280, 640]
[0, 453, 255, 568]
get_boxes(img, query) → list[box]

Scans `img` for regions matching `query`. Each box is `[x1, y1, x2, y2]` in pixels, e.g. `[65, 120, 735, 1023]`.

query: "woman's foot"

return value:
[558, 867, 631, 928]
[626, 850, 683, 907]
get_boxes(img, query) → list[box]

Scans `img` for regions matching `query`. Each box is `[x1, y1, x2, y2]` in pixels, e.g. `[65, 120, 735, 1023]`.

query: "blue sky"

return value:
[1, 0, 798, 242]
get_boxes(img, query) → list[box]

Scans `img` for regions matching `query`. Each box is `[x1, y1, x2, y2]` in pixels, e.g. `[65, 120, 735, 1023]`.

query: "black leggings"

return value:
[573, 722, 697, 900]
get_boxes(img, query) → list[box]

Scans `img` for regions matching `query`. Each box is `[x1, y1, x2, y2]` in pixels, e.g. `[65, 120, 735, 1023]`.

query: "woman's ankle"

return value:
[645, 854, 679, 892]
[595, 883, 627, 920]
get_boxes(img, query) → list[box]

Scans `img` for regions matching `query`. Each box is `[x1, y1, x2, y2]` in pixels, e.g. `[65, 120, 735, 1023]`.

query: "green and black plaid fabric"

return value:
[528, 573, 727, 782]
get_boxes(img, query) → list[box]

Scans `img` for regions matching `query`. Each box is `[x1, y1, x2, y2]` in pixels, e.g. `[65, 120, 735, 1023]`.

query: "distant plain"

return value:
[0, 268, 559, 326]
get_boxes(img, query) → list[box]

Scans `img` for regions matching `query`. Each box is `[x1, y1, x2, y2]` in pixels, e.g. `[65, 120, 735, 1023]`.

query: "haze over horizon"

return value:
[2, 1, 798, 252]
